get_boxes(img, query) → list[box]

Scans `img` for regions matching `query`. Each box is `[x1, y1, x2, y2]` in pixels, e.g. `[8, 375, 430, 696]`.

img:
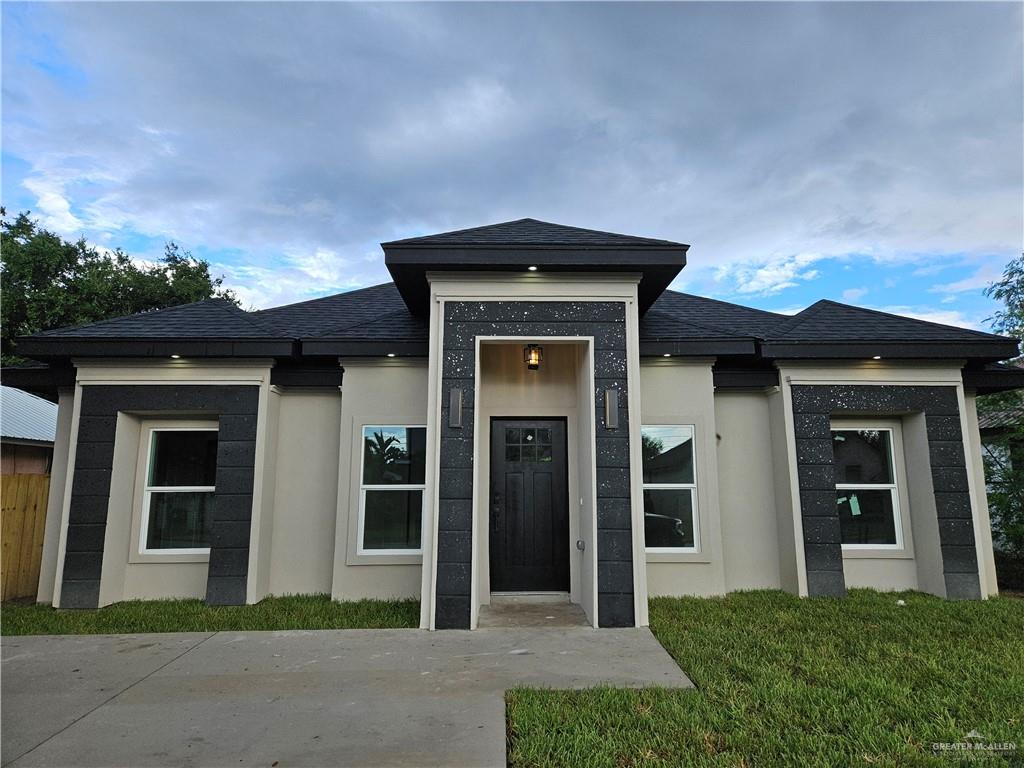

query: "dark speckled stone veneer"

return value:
[790, 384, 980, 599]
[61, 385, 259, 609]
[437, 301, 635, 629]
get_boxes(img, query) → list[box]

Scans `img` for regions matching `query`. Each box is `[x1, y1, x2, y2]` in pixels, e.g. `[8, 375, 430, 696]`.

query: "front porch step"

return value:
[478, 594, 590, 628]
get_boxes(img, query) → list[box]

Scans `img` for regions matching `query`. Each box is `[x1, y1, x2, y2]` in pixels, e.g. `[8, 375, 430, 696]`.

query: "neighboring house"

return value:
[1, 386, 57, 475]
[9, 219, 1024, 629]
[979, 402, 1024, 477]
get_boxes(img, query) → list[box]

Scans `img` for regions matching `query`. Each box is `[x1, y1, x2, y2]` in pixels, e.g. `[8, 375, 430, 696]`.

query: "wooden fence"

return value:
[1, 474, 50, 601]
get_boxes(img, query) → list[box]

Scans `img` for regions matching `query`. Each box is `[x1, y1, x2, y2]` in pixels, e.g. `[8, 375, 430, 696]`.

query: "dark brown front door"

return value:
[489, 418, 569, 592]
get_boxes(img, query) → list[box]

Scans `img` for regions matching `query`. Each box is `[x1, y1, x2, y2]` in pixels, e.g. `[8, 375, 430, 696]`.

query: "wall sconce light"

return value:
[449, 388, 463, 429]
[604, 388, 619, 429]
[524, 344, 544, 371]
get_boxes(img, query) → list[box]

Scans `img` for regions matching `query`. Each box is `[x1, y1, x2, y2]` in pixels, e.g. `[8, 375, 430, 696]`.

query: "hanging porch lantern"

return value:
[523, 344, 544, 371]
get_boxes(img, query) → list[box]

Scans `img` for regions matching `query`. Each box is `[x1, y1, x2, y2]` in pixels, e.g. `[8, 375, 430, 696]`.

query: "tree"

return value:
[1, 209, 237, 364]
[980, 253, 1024, 558]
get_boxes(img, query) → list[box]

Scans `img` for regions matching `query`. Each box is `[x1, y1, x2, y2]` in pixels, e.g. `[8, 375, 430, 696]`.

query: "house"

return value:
[11, 219, 1024, 629]
[1, 385, 58, 475]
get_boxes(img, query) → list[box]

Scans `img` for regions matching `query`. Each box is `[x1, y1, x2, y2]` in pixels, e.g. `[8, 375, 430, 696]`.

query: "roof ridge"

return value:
[216, 300, 292, 338]
[768, 299, 831, 337]
[315, 308, 413, 337]
[659, 289, 789, 320]
[254, 282, 395, 315]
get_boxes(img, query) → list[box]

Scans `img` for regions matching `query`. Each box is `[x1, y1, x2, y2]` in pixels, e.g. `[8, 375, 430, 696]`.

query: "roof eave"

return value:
[16, 337, 298, 360]
[639, 339, 757, 356]
[301, 339, 429, 357]
[761, 339, 1020, 361]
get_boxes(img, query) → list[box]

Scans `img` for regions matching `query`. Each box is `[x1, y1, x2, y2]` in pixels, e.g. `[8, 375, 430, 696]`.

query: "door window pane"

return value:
[362, 427, 426, 485]
[146, 491, 213, 549]
[832, 430, 894, 484]
[149, 431, 218, 486]
[643, 489, 695, 548]
[641, 426, 694, 484]
[363, 490, 423, 550]
[837, 490, 897, 545]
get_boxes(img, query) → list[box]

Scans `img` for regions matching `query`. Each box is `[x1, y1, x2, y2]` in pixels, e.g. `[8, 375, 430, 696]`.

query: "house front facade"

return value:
[15, 219, 1024, 629]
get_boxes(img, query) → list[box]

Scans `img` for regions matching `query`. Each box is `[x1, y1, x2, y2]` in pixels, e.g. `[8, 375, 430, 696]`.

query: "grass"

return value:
[506, 590, 1024, 767]
[1, 594, 419, 635]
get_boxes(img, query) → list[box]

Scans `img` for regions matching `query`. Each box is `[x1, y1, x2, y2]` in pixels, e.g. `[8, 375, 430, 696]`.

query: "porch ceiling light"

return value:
[527, 265, 538, 271]
[170, 354, 181, 359]
[386, 353, 397, 358]
[872, 355, 882, 360]
[524, 344, 544, 371]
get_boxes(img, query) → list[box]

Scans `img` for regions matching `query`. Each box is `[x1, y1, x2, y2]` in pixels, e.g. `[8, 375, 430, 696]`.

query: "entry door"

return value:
[490, 418, 569, 592]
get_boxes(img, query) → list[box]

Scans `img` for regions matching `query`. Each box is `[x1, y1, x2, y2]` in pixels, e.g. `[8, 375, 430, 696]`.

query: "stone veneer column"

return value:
[60, 385, 259, 608]
[435, 301, 635, 628]
[790, 384, 980, 599]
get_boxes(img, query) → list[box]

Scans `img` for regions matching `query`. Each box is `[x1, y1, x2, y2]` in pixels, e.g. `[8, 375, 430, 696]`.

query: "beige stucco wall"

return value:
[36, 389, 75, 604]
[475, 342, 585, 608]
[331, 361, 426, 601]
[964, 393, 999, 596]
[714, 391, 783, 591]
[267, 389, 342, 595]
[640, 360, 727, 597]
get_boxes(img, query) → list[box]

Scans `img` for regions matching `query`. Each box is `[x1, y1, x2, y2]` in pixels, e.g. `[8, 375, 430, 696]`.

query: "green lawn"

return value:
[507, 590, 1024, 767]
[1, 594, 419, 635]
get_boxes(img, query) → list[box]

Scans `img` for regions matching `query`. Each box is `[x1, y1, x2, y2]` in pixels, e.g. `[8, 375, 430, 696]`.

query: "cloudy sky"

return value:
[3, 2, 1021, 328]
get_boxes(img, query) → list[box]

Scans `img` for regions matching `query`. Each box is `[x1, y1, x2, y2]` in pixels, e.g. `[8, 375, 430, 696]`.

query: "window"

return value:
[139, 427, 218, 554]
[832, 427, 902, 549]
[642, 425, 698, 551]
[359, 426, 426, 554]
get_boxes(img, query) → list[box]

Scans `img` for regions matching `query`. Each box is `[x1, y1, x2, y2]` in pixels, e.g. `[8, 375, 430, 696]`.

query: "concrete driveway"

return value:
[2, 628, 690, 767]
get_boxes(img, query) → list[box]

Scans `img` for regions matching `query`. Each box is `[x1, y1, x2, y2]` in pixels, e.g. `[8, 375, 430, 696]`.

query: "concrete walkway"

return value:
[2, 628, 691, 767]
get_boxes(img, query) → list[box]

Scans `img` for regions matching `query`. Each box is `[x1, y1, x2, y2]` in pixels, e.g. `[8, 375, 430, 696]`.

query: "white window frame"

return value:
[357, 424, 426, 556]
[642, 424, 700, 554]
[832, 423, 904, 551]
[138, 425, 218, 557]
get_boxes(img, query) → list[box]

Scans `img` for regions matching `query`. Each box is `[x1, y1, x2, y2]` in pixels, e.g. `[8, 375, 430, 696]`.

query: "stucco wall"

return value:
[640, 360, 727, 598]
[714, 391, 782, 591]
[331, 361, 426, 601]
[100, 414, 210, 604]
[268, 389, 341, 596]
[37, 388, 75, 604]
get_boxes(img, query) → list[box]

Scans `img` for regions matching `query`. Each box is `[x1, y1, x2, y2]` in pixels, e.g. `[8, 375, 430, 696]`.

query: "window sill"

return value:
[128, 551, 210, 565]
[841, 547, 914, 560]
[646, 550, 711, 564]
[346, 551, 424, 566]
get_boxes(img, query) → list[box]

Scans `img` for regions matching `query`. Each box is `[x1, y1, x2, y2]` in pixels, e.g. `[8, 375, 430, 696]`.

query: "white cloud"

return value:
[715, 253, 827, 295]
[870, 305, 981, 330]
[929, 265, 999, 294]
[842, 287, 868, 302]
[2, 2, 1020, 310]
[22, 174, 83, 235]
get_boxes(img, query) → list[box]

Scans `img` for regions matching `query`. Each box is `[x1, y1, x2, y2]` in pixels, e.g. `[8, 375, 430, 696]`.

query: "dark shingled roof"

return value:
[34, 298, 283, 339]
[254, 283, 407, 337]
[17, 282, 1019, 359]
[646, 291, 789, 338]
[768, 299, 1008, 342]
[383, 218, 685, 248]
